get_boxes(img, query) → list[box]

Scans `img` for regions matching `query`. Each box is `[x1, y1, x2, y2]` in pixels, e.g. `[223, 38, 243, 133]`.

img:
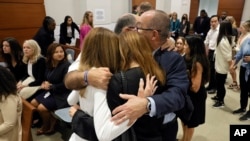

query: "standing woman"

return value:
[59, 15, 80, 45]
[179, 14, 190, 37]
[31, 43, 71, 135]
[212, 21, 233, 107]
[170, 12, 180, 40]
[225, 16, 239, 91]
[79, 11, 93, 49]
[228, 20, 250, 91]
[181, 35, 210, 141]
[230, 20, 250, 115]
[0, 37, 27, 81]
[0, 66, 22, 141]
[33, 16, 56, 56]
[17, 39, 46, 100]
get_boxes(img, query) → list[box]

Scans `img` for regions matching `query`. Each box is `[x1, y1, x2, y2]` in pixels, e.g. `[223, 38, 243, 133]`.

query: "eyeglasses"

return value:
[136, 27, 161, 32]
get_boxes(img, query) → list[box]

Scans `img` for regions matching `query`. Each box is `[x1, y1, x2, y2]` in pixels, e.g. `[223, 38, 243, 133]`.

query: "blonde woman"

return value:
[228, 20, 250, 91]
[17, 39, 46, 100]
[79, 11, 93, 49]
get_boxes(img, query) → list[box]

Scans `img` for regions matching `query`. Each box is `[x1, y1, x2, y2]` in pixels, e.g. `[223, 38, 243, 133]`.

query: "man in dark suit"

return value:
[193, 9, 210, 40]
[111, 10, 189, 141]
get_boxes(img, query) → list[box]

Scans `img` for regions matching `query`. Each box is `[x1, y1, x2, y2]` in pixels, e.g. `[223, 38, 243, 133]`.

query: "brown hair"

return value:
[119, 31, 165, 85]
[78, 27, 121, 96]
[46, 43, 67, 70]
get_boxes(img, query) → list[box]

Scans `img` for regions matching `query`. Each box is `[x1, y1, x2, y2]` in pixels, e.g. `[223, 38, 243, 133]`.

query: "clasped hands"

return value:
[41, 81, 52, 90]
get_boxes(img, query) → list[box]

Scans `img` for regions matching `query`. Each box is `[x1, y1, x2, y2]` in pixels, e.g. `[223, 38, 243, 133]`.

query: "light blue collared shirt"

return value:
[147, 97, 176, 124]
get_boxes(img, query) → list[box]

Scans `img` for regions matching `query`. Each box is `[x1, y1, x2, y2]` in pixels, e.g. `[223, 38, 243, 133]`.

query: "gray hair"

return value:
[114, 14, 137, 34]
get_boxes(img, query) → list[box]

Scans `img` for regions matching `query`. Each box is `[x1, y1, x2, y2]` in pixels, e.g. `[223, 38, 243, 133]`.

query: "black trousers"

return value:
[162, 117, 178, 141]
[207, 50, 216, 90]
[239, 66, 250, 109]
[216, 72, 227, 102]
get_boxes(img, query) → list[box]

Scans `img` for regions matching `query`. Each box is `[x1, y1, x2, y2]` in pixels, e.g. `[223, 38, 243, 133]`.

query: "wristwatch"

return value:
[147, 99, 151, 113]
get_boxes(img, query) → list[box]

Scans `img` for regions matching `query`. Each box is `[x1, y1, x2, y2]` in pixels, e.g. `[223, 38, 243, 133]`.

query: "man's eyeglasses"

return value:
[136, 27, 161, 32]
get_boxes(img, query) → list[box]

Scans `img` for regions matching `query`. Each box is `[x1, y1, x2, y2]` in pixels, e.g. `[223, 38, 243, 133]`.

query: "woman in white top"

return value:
[212, 21, 234, 107]
[68, 27, 128, 141]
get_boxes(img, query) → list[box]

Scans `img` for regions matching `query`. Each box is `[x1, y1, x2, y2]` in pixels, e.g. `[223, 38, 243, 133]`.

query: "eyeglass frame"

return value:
[135, 27, 161, 32]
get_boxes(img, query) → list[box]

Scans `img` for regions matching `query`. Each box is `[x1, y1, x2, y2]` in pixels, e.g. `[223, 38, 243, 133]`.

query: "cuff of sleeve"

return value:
[147, 97, 156, 117]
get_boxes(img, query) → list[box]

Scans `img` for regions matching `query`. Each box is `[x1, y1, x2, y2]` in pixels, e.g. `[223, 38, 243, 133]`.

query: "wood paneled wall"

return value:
[217, 0, 245, 26]
[189, 0, 245, 29]
[0, 0, 45, 45]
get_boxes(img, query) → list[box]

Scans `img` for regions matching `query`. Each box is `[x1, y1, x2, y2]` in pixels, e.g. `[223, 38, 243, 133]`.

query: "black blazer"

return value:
[46, 61, 71, 109]
[22, 56, 46, 86]
[33, 27, 55, 56]
[59, 22, 80, 44]
[193, 16, 210, 38]
[107, 68, 164, 141]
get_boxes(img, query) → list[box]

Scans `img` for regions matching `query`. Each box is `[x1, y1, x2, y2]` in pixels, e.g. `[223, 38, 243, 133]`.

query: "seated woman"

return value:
[17, 39, 46, 100]
[31, 43, 71, 135]
[59, 15, 80, 45]
[0, 66, 22, 141]
[0, 37, 27, 81]
[68, 29, 165, 141]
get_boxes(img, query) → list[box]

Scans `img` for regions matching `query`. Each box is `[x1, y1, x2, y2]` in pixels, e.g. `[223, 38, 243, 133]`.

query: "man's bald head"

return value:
[140, 10, 170, 43]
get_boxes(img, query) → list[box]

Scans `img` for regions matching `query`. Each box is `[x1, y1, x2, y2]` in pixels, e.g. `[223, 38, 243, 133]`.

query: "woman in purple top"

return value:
[80, 11, 93, 49]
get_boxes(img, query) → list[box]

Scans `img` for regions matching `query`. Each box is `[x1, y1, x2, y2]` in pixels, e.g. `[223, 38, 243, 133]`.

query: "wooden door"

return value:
[217, 0, 245, 26]
[132, 0, 156, 9]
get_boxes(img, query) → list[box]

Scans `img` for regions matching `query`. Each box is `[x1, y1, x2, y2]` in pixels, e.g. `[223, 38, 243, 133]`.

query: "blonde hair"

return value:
[78, 27, 121, 96]
[119, 31, 165, 85]
[22, 39, 42, 64]
[241, 20, 250, 32]
[226, 16, 237, 28]
[81, 11, 93, 28]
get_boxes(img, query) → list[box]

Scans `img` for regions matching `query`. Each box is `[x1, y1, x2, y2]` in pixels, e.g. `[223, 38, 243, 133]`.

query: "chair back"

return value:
[21, 98, 36, 141]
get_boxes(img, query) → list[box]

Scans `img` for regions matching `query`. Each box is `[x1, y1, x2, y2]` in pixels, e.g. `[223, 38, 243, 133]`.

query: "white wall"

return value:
[198, 0, 219, 17]
[44, 0, 248, 42]
[44, 0, 129, 43]
[156, 0, 191, 19]
[241, 0, 250, 23]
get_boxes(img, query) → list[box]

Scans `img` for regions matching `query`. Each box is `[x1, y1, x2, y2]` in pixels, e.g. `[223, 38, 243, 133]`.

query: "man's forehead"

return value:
[139, 12, 154, 22]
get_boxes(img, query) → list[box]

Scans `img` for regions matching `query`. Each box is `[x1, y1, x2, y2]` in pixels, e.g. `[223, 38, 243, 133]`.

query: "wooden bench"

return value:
[63, 45, 81, 60]
[22, 98, 36, 141]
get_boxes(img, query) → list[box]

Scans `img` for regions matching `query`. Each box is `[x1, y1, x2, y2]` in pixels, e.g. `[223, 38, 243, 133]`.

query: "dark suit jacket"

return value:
[22, 56, 46, 86]
[193, 16, 210, 38]
[153, 48, 189, 118]
[59, 22, 80, 44]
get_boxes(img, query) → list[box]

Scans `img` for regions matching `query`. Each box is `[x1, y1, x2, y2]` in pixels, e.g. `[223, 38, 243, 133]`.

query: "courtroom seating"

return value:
[66, 48, 75, 63]
[22, 98, 36, 141]
[75, 38, 80, 49]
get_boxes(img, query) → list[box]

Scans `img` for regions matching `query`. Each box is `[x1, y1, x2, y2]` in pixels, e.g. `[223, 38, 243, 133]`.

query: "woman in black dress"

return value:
[181, 35, 210, 141]
[31, 43, 71, 135]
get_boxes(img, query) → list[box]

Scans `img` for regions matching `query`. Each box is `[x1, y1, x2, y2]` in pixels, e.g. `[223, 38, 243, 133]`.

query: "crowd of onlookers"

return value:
[1, 1, 250, 141]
